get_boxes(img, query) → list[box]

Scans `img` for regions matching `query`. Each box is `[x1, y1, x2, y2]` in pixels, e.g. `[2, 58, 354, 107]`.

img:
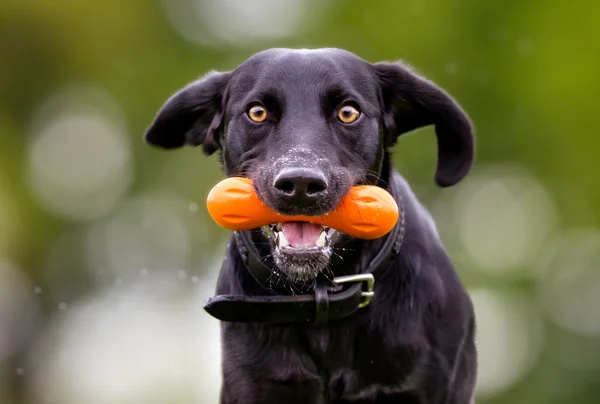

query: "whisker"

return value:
[331, 247, 356, 252]
[361, 169, 388, 186]
[331, 251, 344, 261]
[321, 266, 335, 283]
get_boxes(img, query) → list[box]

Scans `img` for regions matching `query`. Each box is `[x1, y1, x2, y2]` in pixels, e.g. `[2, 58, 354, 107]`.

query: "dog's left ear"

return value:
[144, 71, 231, 155]
[374, 62, 475, 187]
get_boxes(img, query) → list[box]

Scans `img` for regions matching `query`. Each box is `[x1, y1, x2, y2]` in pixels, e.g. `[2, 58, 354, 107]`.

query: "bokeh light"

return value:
[84, 191, 204, 281]
[27, 256, 223, 404]
[433, 164, 558, 278]
[471, 288, 544, 398]
[539, 229, 600, 336]
[163, 0, 329, 49]
[26, 84, 132, 222]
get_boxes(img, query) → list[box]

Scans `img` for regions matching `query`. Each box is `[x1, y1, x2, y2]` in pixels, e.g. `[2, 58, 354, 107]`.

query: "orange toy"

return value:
[206, 177, 399, 239]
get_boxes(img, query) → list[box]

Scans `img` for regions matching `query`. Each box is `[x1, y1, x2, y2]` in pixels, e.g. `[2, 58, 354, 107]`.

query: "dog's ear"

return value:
[374, 62, 474, 187]
[144, 71, 231, 155]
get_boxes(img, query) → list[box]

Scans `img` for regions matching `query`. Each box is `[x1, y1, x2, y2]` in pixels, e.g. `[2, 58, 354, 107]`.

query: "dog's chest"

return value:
[304, 323, 394, 367]
[301, 324, 418, 399]
[303, 326, 355, 366]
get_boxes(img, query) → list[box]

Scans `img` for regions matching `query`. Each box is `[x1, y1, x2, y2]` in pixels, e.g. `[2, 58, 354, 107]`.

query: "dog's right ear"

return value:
[374, 62, 474, 187]
[144, 71, 231, 155]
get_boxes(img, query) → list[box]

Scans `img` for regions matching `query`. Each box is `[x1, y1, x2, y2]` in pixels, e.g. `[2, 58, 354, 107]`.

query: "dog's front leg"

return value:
[219, 375, 327, 404]
[219, 323, 327, 404]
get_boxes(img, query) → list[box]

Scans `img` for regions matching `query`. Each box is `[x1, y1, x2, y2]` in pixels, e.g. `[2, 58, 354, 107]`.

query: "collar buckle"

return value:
[333, 274, 375, 308]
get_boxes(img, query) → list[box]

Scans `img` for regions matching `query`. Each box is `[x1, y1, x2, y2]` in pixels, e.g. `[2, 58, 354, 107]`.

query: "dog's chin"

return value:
[262, 222, 337, 284]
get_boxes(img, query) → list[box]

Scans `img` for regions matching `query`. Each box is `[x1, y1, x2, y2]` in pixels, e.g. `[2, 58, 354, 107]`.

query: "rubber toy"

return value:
[206, 177, 399, 239]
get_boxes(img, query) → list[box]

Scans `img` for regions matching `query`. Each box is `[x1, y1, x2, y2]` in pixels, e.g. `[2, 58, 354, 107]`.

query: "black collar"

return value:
[203, 175, 405, 324]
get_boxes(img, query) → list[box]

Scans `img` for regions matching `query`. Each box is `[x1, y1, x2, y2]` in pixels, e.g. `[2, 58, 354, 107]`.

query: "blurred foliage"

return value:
[0, 0, 599, 403]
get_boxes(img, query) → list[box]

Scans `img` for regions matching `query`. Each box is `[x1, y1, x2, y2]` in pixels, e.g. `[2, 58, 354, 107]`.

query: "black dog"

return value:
[145, 48, 477, 403]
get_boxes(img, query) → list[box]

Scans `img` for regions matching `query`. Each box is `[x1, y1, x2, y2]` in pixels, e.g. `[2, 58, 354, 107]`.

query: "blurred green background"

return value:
[1, 0, 599, 403]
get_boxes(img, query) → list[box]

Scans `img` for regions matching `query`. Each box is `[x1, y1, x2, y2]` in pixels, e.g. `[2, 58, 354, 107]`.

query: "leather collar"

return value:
[203, 175, 405, 324]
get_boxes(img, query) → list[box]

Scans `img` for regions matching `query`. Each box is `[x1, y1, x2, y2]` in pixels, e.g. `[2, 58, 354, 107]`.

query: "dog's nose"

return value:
[274, 167, 328, 203]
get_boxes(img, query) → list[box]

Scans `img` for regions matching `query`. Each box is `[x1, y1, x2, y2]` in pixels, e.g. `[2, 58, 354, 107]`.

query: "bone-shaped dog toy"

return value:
[206, 177, 399, 239]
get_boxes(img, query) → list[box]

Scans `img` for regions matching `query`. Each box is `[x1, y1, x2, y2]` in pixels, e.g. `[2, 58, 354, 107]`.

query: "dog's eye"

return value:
[337, 105, 360, 124]
[247, 105, 268, 123]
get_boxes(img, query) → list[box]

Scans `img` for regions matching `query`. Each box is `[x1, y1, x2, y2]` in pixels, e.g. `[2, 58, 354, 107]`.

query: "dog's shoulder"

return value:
[390, 171, 441, 245]
[385, 170, 472, 322]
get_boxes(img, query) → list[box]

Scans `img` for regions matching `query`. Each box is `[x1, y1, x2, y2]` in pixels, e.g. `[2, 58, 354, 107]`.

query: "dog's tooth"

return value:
[276, 222, 283, 231]
[315, 231, 327, 247]
[279, 231, 290, 247]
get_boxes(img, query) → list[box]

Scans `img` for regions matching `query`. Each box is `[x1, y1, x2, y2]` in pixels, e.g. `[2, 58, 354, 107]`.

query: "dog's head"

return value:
[145, 48, 474, 282]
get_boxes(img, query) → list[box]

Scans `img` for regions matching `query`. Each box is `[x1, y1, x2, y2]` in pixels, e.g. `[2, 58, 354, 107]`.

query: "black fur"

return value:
[145, 48, 477, 403]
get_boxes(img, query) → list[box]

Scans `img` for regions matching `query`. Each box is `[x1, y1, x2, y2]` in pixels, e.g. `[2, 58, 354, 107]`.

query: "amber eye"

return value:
[247, 105, 268, 123]
[337, 104, 360, 124]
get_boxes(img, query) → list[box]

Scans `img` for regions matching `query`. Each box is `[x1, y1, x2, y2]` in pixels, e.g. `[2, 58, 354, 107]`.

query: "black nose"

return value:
[274, 167, 328, 202]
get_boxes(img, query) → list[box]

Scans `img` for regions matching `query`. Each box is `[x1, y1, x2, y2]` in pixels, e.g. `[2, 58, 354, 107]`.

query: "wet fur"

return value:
[144, 48, 477, 403]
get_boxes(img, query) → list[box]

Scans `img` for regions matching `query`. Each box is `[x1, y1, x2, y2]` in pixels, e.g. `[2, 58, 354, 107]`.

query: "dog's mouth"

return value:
[263, 222, 337, 283]
[271, 222, 334, 250]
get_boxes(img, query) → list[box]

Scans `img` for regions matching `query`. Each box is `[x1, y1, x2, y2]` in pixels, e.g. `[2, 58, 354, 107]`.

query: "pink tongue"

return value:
[281, 222, 322, 247]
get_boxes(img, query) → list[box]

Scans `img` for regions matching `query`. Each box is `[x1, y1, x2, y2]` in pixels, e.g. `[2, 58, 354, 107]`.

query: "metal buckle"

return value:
[333, 274, 375, 309]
